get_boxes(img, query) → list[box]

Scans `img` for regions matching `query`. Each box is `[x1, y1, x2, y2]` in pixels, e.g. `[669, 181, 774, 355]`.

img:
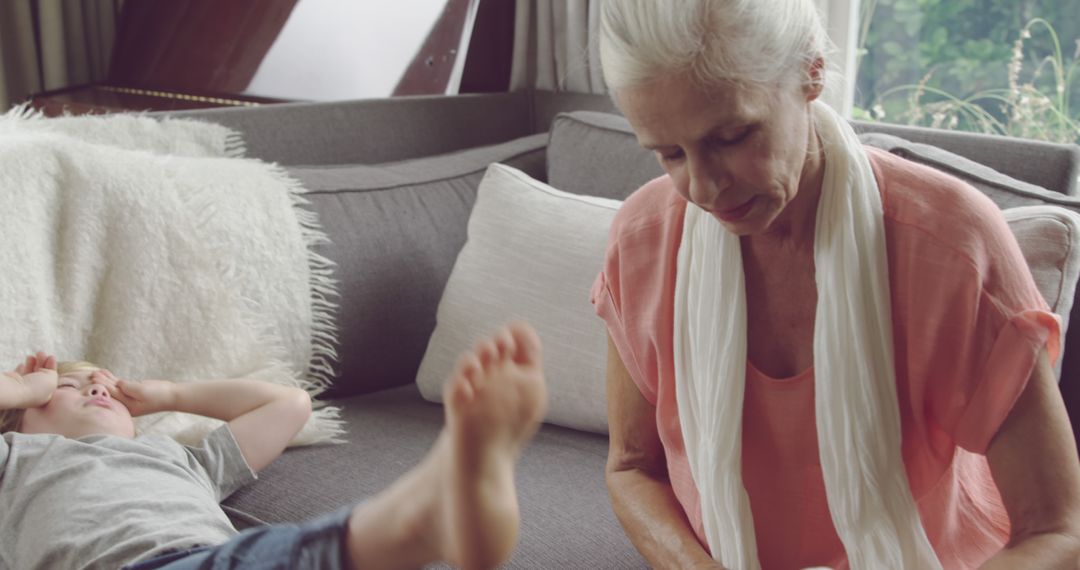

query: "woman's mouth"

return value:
[714, 198, 755, 222]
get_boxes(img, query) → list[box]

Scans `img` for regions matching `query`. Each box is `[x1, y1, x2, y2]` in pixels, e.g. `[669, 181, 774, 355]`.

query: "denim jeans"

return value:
[122, 506, 353, 570]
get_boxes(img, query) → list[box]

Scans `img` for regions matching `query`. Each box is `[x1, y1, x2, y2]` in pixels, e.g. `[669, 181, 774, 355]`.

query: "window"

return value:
[245, 0, 477, 100]
[854, 0, 1079, 144]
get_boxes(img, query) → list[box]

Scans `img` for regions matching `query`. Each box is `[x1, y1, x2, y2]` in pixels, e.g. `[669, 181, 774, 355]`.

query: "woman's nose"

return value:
[687, 157, 731, 206]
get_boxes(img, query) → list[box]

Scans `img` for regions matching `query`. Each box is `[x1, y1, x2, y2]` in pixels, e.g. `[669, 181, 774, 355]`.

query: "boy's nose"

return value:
[87, 384, 110, 398]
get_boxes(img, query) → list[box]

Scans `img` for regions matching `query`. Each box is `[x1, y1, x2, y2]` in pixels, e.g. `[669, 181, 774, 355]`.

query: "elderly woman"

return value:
[590, 1, 1080, 569]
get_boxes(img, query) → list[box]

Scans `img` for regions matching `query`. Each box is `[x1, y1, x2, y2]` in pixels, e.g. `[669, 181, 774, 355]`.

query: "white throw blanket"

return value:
[673, 101, 941, 569]
[0, 106, 341, 445]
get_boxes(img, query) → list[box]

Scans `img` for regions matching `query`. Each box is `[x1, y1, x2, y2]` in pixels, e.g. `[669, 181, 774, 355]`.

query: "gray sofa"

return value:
[174, 90, 1080, 568]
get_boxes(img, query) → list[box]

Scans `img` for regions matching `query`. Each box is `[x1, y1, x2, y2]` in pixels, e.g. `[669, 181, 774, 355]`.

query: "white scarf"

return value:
[672, 101, 942, 569]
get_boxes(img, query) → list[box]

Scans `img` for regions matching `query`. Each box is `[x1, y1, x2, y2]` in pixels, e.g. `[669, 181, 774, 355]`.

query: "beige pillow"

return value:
[1003, 205, 1080, 380]
[416, 164, 621, 434]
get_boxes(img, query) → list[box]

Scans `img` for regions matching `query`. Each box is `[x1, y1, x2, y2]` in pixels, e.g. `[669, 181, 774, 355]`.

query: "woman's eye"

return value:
[714, 126, 753, 146]
[658, 149, 684, 162]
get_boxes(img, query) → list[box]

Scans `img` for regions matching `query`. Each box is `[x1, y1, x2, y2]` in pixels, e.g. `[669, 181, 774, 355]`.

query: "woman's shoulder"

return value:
[866, 146, 1013, 269]
[608, 174, 687, 243]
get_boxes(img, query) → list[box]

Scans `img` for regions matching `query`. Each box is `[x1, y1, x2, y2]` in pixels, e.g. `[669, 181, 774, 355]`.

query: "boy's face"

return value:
[20, 370, 135, 439]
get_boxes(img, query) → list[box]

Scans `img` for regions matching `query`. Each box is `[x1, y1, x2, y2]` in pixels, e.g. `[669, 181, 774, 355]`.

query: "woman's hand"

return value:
[93, 370, 177, 416]
[1, 351, 58, 409]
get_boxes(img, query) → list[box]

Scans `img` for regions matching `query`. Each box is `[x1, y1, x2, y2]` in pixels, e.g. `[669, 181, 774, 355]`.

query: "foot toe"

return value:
[445, 374, 475, 408]
[474, 339, 499, 371]
[454, 352, 482, 385]
[493, 328, 516, 361]
[507, 322, 542, 366]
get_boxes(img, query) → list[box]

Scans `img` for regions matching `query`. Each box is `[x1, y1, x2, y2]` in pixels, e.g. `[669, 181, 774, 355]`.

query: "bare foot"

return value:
[345, 323, 547, 570]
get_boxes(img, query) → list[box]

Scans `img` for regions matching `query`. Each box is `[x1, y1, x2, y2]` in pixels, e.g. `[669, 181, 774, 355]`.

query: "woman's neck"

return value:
[747, 126, 826, 255]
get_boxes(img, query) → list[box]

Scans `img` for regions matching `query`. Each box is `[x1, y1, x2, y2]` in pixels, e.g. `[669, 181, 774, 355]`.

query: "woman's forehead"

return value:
[620, 78, 769, 147]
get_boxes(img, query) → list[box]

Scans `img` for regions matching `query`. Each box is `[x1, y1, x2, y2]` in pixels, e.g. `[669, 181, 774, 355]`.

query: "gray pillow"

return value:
[292, 133, 548, 397]
[546, 111, 662, 200]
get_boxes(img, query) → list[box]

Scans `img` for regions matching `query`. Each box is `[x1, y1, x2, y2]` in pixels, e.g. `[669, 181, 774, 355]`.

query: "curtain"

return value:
[815, 0, 860, 117]
[0, 0, 123, 111]
[510, 0, 606, 94]
[510, 0, 860, 116]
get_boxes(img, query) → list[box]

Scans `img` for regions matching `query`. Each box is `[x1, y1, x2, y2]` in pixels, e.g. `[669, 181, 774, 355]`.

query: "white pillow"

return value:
[1004, 205, 1080, 380]
[416, 164, 621, 433]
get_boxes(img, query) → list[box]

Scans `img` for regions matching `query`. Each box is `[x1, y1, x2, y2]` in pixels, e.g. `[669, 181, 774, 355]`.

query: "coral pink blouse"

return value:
[591, 148, 1061, 569]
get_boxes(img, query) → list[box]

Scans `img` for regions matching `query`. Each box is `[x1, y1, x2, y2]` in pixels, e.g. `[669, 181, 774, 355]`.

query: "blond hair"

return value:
[57, 361, 103, 376]
[0, 360, 103, 433]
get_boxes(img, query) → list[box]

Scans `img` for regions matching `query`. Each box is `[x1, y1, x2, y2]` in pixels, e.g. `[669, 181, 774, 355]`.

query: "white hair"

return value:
[599, 0, 831, 94]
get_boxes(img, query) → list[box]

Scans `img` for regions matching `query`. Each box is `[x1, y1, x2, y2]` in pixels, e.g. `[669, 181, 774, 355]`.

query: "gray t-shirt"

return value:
[0, 425, 256, 570]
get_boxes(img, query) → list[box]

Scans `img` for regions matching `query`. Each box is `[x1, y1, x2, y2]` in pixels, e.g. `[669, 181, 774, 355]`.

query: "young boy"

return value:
[0, 323, 548, 570]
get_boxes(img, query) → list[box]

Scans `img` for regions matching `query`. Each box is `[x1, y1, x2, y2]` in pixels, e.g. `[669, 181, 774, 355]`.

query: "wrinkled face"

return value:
[20, 370, 135, 439]
[616, 72, 821, 236]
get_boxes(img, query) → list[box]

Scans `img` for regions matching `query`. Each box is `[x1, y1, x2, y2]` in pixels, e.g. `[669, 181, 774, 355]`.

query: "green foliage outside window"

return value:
[854, 0, 1080, 144]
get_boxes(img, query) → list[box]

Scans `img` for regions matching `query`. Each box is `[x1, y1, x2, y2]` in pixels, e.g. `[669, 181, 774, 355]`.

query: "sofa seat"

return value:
[222, 385, 648, 568]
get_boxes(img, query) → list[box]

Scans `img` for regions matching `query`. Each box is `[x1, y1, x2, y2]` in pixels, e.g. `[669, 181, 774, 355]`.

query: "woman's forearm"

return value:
[608, 468, 722, 570]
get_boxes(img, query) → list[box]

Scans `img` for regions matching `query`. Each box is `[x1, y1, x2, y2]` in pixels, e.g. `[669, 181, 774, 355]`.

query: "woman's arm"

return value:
[110, 374, 311, 472]
[605, 335, 722, 570]
[981, 349, 1080, 569]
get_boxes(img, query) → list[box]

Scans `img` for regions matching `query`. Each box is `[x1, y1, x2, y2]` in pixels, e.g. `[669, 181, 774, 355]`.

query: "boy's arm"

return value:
[0, 353, 58, 411]
[112, 376, 311, 472]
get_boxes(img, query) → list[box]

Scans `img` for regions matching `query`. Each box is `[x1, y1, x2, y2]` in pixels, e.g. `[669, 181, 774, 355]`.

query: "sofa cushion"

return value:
[291, 134, 548, 398]
[1002, 206, 1080, 379]
[220, 385, 647, 568]
[416, 164, 621, 433]
[546, 111, 662, 200]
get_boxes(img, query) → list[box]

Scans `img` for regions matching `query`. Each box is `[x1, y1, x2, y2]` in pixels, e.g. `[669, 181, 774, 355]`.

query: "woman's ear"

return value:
[804, 55, 825, 102]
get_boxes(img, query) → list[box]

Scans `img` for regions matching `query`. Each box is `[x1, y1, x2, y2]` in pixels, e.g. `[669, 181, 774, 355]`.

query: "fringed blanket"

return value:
[0, 107, 342, 445]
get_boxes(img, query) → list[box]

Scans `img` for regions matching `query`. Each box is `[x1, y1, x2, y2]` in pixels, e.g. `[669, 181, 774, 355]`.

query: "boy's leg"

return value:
[344, 322, 547, 570]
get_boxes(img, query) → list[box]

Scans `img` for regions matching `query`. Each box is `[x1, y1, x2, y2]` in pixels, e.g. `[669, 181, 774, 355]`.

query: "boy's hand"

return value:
[93, 370, 177, 416]
[2, 352, 58, 408]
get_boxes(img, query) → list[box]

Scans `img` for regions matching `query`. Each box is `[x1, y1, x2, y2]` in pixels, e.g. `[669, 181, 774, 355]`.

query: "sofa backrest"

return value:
[166, 92, 537, 165]
[530, 89, 1080, 197]
[287, 134, 549, 398]
[850, 120, 1080, 197]
[546, 110, 1080, 440]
